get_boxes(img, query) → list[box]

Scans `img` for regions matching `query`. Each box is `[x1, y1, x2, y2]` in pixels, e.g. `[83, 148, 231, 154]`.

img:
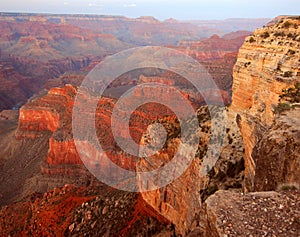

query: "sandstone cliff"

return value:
[231, 16, 300, 191]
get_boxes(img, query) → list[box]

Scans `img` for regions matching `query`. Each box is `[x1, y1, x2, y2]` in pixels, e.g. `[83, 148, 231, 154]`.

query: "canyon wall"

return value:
[231, 16, 300, 191]
[169, 31, 251, 95]
[0, 17, 129, 110]
[137, 106, 245, 235]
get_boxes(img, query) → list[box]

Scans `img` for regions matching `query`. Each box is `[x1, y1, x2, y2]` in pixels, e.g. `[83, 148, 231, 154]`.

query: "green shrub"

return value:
[283, 71, 293, 77]
[262, 31, 270, 38]
[280, 82, 300, 103]
[288, 49, 296, 55]
[274, 32, 285, 37]
[283, 21, 291, 28]
[249, 36, 255, 43]
[274, 102, 291, 114]
[281, 185, 297, 191]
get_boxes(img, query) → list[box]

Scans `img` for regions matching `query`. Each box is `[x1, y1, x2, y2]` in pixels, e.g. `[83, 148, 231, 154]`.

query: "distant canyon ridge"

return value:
[0, 12, 269, 111]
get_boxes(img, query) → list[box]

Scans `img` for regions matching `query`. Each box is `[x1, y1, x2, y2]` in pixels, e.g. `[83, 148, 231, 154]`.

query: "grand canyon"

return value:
[0, 12, 299, 236]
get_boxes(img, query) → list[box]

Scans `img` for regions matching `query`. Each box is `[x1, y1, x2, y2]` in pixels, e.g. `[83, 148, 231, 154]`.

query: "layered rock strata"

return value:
[231, 16, 300, 191]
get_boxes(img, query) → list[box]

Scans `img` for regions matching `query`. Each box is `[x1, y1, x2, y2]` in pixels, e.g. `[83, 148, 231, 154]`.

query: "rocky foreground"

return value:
[199, 189, 300, 236]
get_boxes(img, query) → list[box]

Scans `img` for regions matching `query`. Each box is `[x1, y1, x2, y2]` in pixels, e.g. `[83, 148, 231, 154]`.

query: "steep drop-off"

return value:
[231, 16, 300, 191]
[137, 106, 244, 235]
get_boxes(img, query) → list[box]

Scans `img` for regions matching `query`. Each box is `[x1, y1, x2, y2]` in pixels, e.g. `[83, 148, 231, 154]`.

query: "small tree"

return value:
[249, 37, 255, 43]
[262, 31, 270, 38]
[283, 21, 291, 28]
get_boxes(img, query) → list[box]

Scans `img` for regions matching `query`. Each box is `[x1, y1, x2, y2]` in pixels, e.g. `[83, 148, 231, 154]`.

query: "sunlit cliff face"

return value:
[231, 16, 300, 192]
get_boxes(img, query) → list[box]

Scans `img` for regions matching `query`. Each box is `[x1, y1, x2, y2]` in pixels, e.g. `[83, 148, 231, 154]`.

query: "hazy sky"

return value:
[0, 0, 299, 20]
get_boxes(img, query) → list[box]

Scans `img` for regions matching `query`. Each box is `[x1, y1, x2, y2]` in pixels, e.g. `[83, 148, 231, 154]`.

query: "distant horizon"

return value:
[0, 0, 299, 21]
[0, 11, 275, 22]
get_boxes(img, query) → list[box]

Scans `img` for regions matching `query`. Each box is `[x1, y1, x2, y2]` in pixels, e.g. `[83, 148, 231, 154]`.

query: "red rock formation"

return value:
[46, 138, 82, 165]
[0, 182, 173, 236]
[0, 185, 95, 237]
[17, 109, 59, 137]
[16, 84, 76, 139]
[0, 14, 251, 111]
[0, 16, 129, 111]
[168, 31, 251, 95]
[136, 105, 245, 235]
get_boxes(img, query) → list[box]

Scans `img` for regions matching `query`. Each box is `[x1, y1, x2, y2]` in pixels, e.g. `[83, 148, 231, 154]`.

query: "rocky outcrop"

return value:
[0, 85, 91, 205]
[46, 138, 82, 165]
[137, 115, 201, 235]
[231, 16, 300, 191]
[0, 183, 173, 237]
[16, 85, 90, 180]
[17, 78, 240, 235]
[9, 80, 208, 203]
[16, 85, 76, 139]
[252, 109, 300, 191]
[199, 190, 300, 237]
[0, 185, 95, 236]
[137, 106, 244, 235]
[66, 191, 172, 236]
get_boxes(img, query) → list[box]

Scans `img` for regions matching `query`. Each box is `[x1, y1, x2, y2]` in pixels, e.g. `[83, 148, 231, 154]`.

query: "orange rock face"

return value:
[231, 16, 300, 191]
[16, 84, 76, 139]
[0, 185, 95, 237]
[15, 85, 83, 171]
[46, 138, 82, 165]
[17, 109, 59, 137]
[15, 83, 190, 178]
[135, 115, 202, 235]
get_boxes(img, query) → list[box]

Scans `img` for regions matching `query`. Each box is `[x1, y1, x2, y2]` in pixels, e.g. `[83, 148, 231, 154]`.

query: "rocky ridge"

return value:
[0, 16, 129, 111]
[137, 106, 244, 235]
[231, 16, 300, 192]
